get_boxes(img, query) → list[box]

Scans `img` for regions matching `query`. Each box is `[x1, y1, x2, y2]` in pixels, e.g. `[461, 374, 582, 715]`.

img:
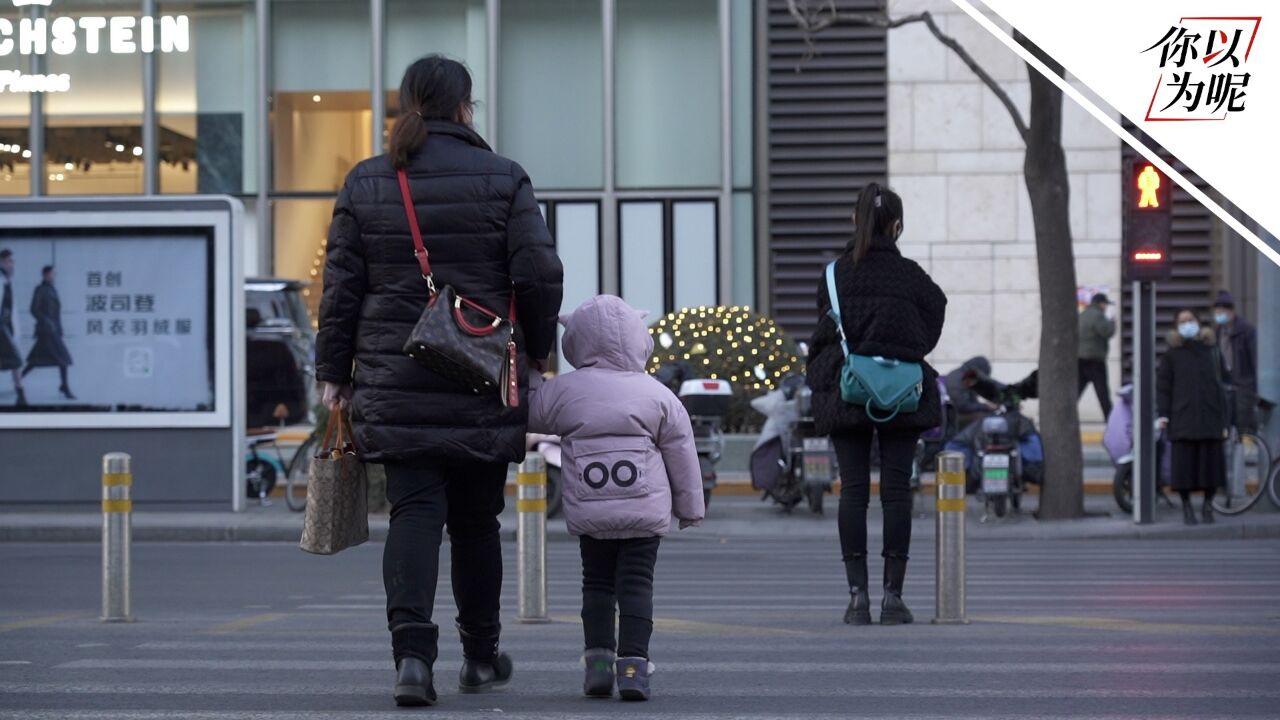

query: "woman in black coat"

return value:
[1157, 308, 1228, 525]
[22, 265, 75, 399]
[316, 56, 563, 706]
[807, 183, 947, 626]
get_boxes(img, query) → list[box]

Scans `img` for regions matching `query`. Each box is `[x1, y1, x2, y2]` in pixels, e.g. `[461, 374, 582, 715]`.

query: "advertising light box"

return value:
[0, 209, 234, 429]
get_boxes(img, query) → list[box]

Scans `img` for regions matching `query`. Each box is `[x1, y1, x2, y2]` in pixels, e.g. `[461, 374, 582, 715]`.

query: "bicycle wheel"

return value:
[284, 437, 315, 513]
[1212, 432, 1272, 515]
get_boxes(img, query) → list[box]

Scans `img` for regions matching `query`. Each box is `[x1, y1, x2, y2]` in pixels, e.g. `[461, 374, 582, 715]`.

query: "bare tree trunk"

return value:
[1017, 31, 1084, 519]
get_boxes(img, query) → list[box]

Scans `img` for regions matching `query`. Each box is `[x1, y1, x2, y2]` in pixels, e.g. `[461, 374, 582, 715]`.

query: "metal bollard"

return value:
[101, 452, 133, 623]
[516, 452, 550, 623]
[932, 451, 968, 625]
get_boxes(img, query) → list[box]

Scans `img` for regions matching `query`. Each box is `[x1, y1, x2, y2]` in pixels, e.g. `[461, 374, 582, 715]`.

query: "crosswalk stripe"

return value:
[53, 658, 1280, 674]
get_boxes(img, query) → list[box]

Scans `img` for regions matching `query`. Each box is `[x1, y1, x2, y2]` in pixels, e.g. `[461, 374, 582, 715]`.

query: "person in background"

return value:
[944, 356, 994, 428]
[528, 295, 704, 702]
[22, 265, 75, 400]
[1077, 292, 1115, 420]
[1157, 309, 1228, 525]
[0, 249, 25, 407]
[807, 182, 947, 627]
[316, 56, 564, 707]
[1211, 290, 1259, 433]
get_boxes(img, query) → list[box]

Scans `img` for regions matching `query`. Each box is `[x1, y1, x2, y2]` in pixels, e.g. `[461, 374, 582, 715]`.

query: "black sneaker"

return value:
[616, 657, 653, 702]
[583, 648, 615, 698]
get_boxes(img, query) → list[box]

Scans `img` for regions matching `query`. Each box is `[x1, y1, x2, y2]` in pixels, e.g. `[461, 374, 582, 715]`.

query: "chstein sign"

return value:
[1, 0, 190, 94]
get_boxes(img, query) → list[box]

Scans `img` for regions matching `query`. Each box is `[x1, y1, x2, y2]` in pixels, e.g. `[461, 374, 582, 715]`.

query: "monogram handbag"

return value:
[299, 410, 369, 555]
[397, 169, 520, 408]
[825, 261, 923, 423]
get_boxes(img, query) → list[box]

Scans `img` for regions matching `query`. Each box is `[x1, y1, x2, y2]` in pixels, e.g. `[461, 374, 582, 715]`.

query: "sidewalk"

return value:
[3, 490, 1278, 543]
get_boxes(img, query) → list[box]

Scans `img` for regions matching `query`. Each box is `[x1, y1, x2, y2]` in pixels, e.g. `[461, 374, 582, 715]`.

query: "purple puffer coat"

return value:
[529, 296, 705, 539]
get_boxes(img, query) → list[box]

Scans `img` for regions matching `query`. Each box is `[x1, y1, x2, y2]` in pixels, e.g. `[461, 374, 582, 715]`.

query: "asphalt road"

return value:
[1, 536, 1279, 719]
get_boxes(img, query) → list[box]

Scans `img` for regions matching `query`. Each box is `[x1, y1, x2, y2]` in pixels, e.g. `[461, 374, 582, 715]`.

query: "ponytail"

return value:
[849, 182, 904, 262]
[388, 55, 476, 170]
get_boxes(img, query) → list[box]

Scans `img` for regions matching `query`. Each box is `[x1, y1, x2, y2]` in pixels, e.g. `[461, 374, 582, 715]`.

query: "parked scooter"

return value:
[750, 375, 837, 514]
[944, 370, 1043, 520]
[655, 362, 732, 510]
[1103, 384, 1173, 513]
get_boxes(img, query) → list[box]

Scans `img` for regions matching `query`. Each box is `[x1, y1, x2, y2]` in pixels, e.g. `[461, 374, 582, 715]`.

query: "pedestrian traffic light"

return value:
[1123, 158, 1173, 283]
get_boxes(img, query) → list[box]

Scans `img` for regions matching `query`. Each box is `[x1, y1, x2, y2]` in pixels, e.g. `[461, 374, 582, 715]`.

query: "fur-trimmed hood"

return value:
[1167, 325, 1216, 348]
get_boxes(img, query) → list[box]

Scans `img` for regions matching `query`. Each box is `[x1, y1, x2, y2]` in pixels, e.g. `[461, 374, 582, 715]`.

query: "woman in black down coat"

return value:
[806, 183, 947, 627]
[22, 265, 75, 399]
[317, 56, 563, 707]
[1157, 308, 1228, 525]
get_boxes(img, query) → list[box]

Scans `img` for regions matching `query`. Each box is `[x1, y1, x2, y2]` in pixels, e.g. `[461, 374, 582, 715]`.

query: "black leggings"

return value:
[580, 535, 661, 659]
[832, 427, 920, 561]
[21, 365, 68, 387]
[382, 457, 507, 637]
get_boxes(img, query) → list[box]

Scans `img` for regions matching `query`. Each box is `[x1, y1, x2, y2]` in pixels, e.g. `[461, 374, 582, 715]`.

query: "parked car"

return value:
[245, 278, 316, 428]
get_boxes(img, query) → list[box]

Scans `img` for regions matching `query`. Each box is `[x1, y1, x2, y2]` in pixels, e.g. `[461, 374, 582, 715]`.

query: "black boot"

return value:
[59, 385, 75, 400]
[1182, 500, 1198, 526]
[391, 623, 438, 707]
[880, 555, 914, 625]
[458, 626, 513, 693]
[1202, 501, 1215, 524]
[14, 388, 26, 407]
[842, 554, 872, 626]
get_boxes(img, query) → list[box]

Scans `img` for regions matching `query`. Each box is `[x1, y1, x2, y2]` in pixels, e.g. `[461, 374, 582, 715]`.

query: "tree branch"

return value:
[787, 0, 1029, 142]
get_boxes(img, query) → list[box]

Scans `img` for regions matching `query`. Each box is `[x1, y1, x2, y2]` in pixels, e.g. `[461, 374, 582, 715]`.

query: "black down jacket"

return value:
[316, 121, 564, 464]
[806, 235, 948, 434]
[1157, 327, 1228, 442]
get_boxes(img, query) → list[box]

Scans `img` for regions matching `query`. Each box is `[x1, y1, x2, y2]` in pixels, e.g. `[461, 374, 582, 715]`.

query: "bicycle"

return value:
[1211, 426, 1273, 516]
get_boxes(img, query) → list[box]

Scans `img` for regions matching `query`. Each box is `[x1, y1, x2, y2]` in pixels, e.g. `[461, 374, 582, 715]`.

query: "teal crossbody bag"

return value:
[825, 261, 924, 423]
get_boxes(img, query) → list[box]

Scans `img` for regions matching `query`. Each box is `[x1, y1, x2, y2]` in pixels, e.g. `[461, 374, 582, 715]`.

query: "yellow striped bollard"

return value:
[932, 451, 968, 624]
[516, 452, 549, 623]
[102, 452, 133, 622]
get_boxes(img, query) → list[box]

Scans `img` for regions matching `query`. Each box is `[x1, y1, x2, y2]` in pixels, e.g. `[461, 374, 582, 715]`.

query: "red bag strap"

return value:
[400, 168, 517, 321]
[397, 169, 435, 293]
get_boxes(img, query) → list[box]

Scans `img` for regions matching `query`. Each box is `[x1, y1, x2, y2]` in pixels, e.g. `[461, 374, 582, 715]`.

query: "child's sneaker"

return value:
[583, 648, 616, 698]
[615, 657, 654, 701]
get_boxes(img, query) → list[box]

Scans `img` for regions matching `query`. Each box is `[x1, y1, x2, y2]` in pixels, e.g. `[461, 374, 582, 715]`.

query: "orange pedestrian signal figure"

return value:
[1137, 165, 1161, 208]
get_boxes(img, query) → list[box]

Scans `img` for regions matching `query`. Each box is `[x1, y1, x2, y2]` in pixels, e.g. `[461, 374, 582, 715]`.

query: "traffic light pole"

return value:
[1132, 280, 1156, 525]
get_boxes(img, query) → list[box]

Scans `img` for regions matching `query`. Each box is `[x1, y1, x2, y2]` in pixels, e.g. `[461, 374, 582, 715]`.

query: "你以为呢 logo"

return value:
[1141, 16, 1262, 121]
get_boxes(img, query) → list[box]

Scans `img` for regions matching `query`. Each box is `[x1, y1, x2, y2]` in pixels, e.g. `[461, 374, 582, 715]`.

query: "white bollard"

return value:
[516, 452, 549, 623]
[102, 452, 133, 623]
[932, 451, 968, 625]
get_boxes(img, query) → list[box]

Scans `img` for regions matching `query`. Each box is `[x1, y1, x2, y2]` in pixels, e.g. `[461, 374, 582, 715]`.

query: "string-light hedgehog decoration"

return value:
[647, 306, 805, 429]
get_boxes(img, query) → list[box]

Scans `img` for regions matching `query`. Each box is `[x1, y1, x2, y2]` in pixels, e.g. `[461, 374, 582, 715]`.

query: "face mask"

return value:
[1213, 312, 1230, 326]
[1178, 321, 1200, 339]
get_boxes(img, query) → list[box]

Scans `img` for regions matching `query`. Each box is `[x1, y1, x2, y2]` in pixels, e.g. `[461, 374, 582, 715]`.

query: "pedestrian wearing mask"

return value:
[1157, 309, 1228, 525]
[1077, 292, 1115, 419]
[1211, 290, 1259, 433]
[806, 182, 947, 626]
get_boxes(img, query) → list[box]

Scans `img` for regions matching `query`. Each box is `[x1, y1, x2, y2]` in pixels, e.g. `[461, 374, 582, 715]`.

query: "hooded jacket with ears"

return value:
[528, 295, 705, 539]
[1157, 326, 1228, 442]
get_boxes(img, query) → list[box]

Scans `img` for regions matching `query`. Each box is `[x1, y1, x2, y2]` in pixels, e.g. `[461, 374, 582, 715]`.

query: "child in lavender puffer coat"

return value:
[529, 295, 704, 702]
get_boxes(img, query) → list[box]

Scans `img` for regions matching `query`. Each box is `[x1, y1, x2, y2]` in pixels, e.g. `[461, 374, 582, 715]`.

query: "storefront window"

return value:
[499, 0, 603, 190]
[41, 1, 145, 195]
[272, 0, 371, 193]
[0, 3, 27, 197]
[385, 0, 487, 140]
[273, 198, 332, 322]
[615, 0, 720, 189]
[159, 1, 256, 195]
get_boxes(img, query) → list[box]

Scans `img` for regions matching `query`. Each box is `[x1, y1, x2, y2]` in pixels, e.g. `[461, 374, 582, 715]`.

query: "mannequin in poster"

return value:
[22, 265, 75, 400]
[0, 249, 26, 407]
